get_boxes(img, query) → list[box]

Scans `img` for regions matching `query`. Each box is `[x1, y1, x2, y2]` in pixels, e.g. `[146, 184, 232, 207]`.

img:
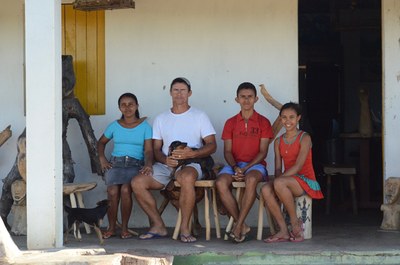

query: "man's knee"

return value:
[216, 175, 230, 191]
[131, 174, 147, 193]
[244, 174, 260, 187]
[176, 170, 197, 186]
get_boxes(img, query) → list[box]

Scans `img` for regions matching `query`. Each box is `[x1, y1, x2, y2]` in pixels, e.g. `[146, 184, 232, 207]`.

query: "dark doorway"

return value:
[298, 0, 383, 217]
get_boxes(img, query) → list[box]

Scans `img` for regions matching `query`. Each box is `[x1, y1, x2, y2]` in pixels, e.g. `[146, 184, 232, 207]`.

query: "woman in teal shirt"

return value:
[98, 93, 153, 239]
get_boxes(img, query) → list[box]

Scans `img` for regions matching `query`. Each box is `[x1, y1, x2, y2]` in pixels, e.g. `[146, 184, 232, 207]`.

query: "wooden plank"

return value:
[174, 180, 215, 188]
[75, 10, 88, 110]
[64, 5, 77, 58]
[96, 11, 105, 115]
[61, 5, 65, 53]
[61, 5, 105, 115]
[86, 11, 97, 114]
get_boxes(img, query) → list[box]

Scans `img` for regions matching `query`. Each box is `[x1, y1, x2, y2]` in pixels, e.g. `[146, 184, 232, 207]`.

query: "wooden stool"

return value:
[224, 181, 275, 241]
[295, 195, 312, 239]
[280, 195, 313, 239]
[172, 180, 221, 241]
[63, 182, 97, 239]
[323, 164, 358, 215]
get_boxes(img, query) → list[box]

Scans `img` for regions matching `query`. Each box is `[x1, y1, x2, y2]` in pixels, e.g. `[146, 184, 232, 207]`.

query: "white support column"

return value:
[382, 1, 400, 184]
[25, 0, 63, 249]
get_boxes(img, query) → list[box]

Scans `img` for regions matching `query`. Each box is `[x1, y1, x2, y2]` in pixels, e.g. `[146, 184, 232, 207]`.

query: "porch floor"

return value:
[10, 208, 400, 264]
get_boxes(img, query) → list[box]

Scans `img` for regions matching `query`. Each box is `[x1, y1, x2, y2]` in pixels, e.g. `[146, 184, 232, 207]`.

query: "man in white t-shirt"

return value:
[131, 77, 217, 243]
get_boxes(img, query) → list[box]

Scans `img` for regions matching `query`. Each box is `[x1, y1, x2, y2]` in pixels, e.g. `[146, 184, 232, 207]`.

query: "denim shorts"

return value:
[218, 162, 269, 181]
[104, 156, 144, 186]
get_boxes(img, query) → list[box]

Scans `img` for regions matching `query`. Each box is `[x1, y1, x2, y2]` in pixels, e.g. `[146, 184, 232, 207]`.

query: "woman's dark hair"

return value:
[170, 77, 191, 91]
[118, 92, 140, 119]
[236, 82, 257, 97]
[279, 102, 302, 116]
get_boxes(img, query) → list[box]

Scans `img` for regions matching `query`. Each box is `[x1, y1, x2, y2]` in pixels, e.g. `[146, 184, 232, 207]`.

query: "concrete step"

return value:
[173, 250, 400, 265]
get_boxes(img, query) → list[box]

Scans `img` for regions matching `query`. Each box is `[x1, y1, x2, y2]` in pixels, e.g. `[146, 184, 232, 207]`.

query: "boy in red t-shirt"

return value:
[216, 82, 274, 243]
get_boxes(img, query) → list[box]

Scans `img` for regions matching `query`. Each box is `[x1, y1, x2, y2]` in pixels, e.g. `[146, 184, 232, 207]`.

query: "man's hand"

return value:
[171, 146, 196, 160]
[232, 166, 245, 181]
[165, 155, 179, 168]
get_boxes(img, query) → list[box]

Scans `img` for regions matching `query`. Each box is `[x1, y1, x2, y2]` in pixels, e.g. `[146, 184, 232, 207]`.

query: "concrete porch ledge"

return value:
[1, 247, 173, 265]
[7, 210, 400, 265]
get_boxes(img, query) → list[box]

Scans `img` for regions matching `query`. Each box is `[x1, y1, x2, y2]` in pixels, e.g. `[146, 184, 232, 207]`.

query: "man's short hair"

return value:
[236, 82, 257, 97]
[170, 77, 191, 91]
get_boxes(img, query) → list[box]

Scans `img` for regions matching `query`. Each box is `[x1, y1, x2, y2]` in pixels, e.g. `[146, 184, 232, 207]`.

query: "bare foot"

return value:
[241, 223, 251, 236]
[264, 230, 290, 243]
[232, 223, 250, 239]
[291, 218, 304, 237]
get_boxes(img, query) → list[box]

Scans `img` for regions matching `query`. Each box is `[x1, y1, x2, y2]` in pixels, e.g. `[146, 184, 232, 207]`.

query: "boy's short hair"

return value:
[236, 82, 257, 97]
[170, 77, 191, 91]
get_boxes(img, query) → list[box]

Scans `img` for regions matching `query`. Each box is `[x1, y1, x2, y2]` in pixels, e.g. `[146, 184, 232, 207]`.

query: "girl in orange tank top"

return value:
[261, 102, 323, 244]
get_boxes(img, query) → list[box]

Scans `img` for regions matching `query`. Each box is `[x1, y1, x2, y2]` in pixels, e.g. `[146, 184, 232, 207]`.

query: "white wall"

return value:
[0, 0, 298, 228]
[382, 0, 400, 183]
[0, 0, 25, 178]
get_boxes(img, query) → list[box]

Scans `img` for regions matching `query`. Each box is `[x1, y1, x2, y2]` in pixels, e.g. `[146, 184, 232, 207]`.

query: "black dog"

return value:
[168, 140, 215, 178]
[64, 199, 109, 245]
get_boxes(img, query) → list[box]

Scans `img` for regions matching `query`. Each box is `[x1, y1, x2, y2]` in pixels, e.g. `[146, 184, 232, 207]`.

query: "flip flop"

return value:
[264, 235, 289, 243]
[180, 234, 197, 243]
[231, 233, 250, 243]
[139, 232, 167, 240]
[102, 230, 116, 239]
[225, 231, 235, 240]
[120, 231, 134, 239]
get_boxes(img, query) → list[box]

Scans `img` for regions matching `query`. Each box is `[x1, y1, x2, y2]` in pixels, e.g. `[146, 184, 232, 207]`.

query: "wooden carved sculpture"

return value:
[358, 88, 373, 137]
[62, 55, 102, 183]
[380, 177, 400, 230]
[0, 55, 102, 230]
[0, 129, 25, 230]
[10, 180, 26, 235]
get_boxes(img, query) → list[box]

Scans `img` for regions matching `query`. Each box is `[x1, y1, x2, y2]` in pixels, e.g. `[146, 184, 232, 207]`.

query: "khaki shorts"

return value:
[152, 162, 204, 188]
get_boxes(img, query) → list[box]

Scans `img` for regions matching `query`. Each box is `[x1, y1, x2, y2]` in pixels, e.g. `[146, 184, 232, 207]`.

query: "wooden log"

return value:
[0, 125, 11, 148]
[16, 130, 26, 182]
